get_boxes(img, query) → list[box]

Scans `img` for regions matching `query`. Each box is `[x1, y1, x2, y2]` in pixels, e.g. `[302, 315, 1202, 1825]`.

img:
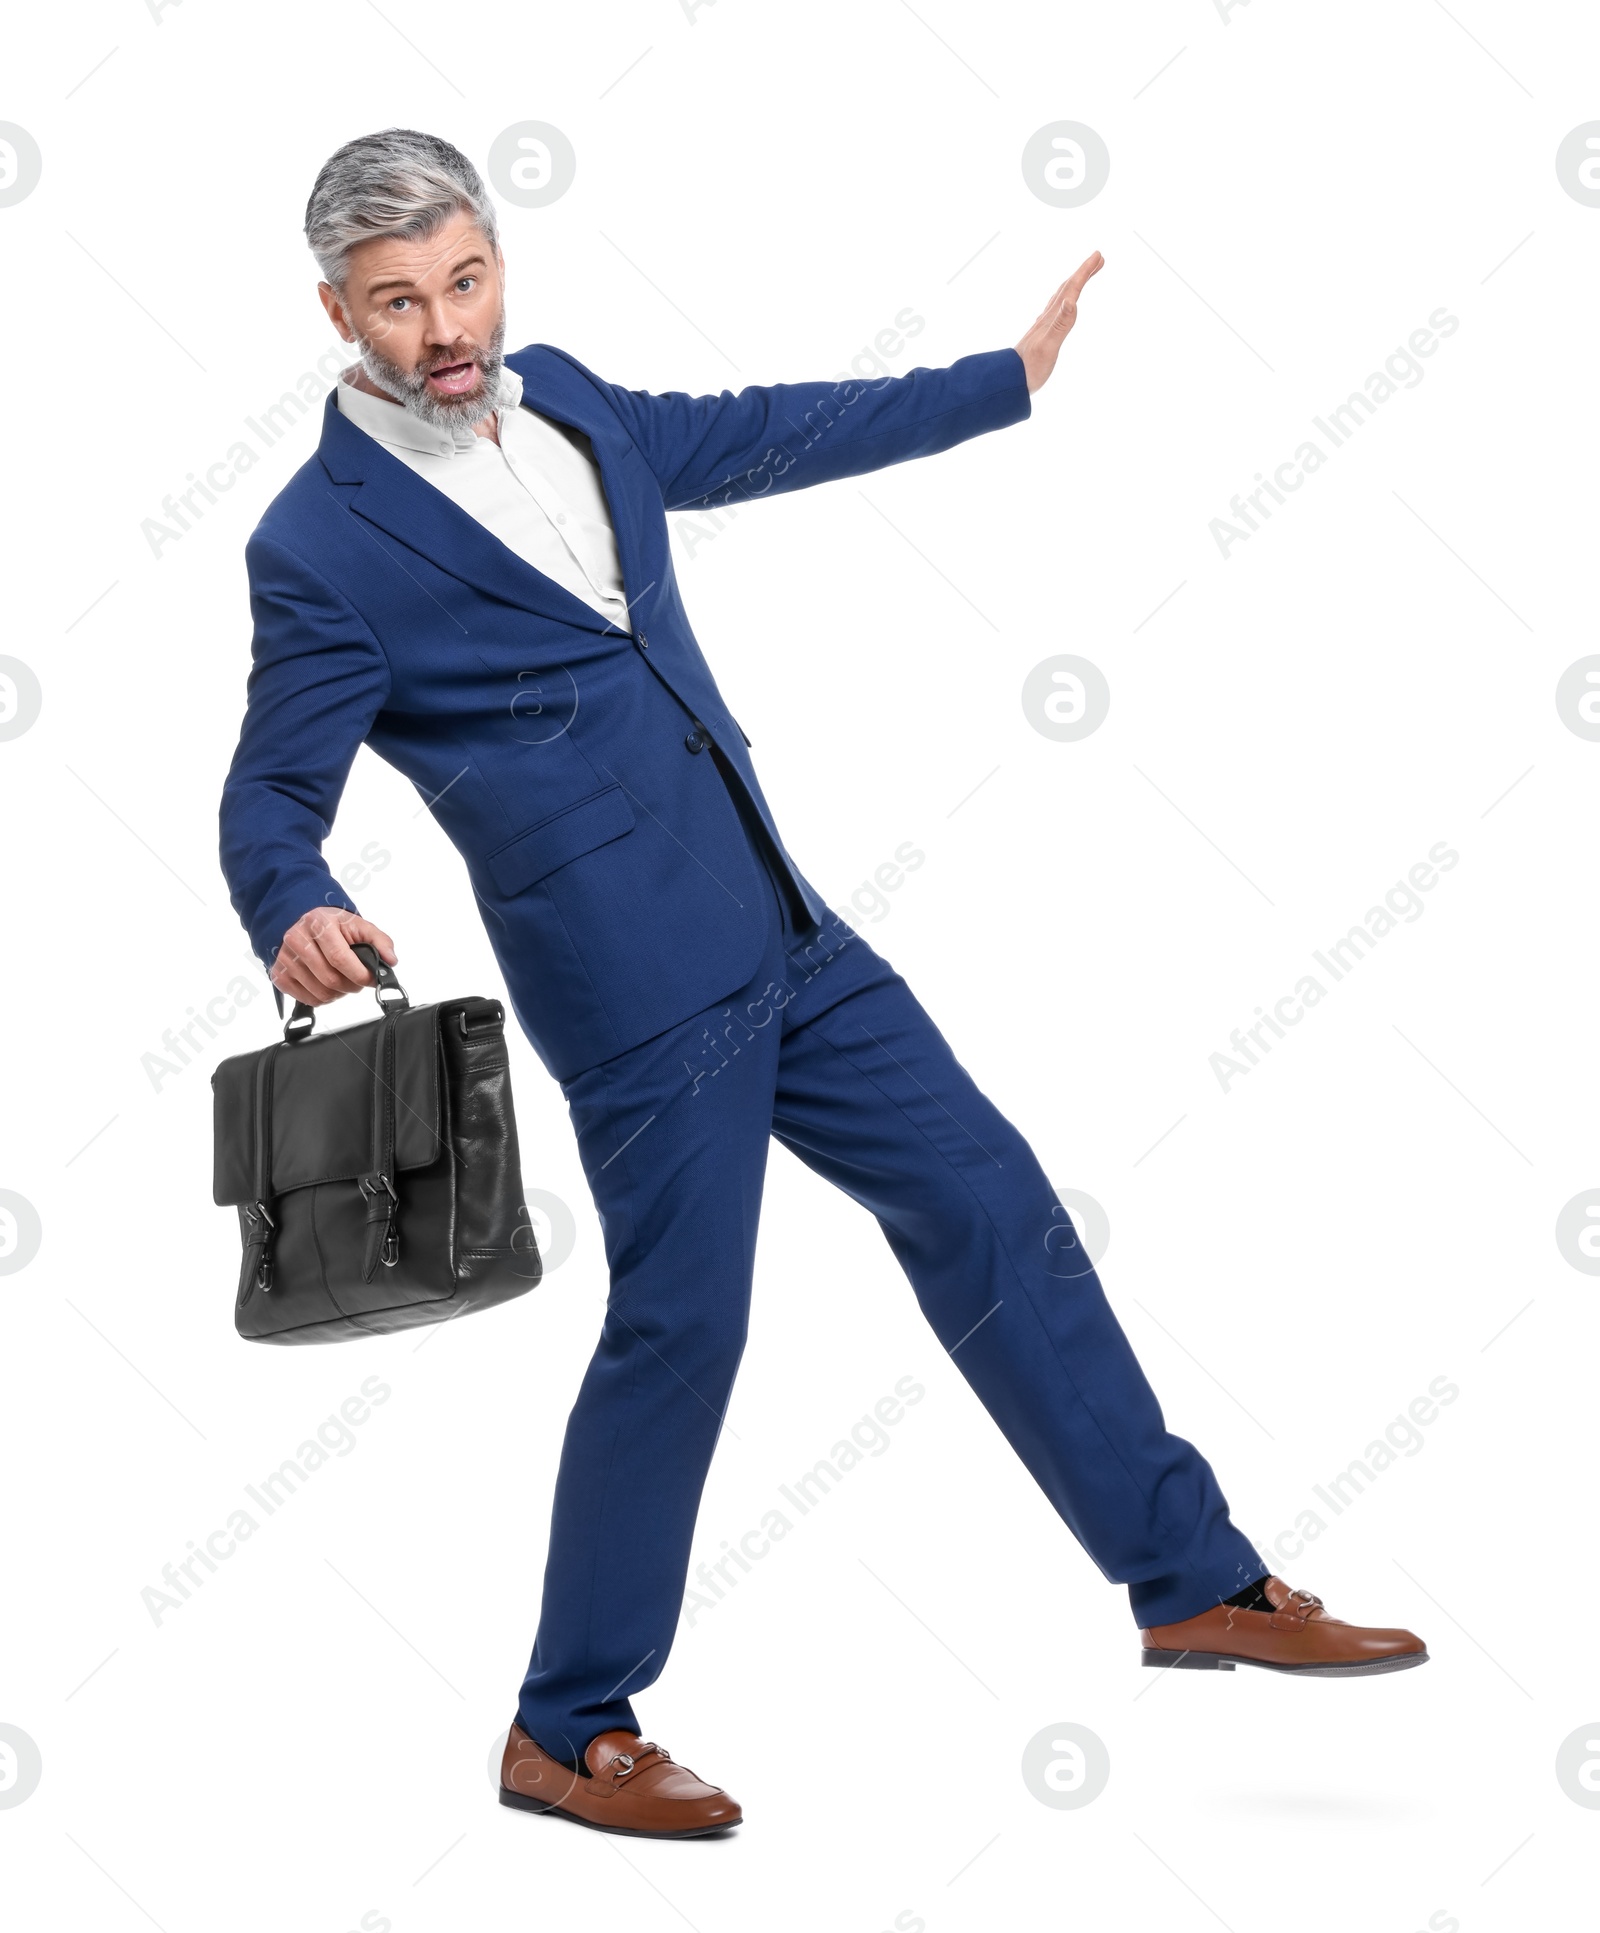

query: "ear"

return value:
[317, 280, 357, 343]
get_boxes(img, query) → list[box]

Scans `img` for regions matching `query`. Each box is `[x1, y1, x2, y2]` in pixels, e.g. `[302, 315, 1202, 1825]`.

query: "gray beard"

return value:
[356, 314, 508, 431]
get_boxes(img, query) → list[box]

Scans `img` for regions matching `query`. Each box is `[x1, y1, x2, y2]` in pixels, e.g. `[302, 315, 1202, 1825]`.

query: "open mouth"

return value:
[425, 359, 479, 395]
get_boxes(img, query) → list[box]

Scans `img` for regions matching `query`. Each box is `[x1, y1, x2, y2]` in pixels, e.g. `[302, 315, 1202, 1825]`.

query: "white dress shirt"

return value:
[335, 363, 630, 630]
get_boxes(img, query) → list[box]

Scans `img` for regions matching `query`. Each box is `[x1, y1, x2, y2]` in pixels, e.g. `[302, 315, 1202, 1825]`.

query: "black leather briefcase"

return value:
[212, 947, 540, 1344]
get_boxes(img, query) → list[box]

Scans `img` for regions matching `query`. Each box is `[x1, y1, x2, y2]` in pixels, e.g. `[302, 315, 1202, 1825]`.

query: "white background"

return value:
[2, 2, 1595, 1929]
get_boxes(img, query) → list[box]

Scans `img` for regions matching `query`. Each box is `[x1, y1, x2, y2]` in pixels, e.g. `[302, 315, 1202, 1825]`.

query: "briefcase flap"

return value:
[211, 1005, 442, 1206]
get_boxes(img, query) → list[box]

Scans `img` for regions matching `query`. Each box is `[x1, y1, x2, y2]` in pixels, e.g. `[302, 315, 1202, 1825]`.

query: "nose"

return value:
[421, 302, 467, 348]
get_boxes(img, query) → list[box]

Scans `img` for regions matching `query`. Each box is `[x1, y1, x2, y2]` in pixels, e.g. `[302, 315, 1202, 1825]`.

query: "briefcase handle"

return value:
[283, 943, 411, 1042]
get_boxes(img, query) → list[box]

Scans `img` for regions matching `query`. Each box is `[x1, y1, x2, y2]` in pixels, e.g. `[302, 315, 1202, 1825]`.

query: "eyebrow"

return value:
[366, 253, 488, 297]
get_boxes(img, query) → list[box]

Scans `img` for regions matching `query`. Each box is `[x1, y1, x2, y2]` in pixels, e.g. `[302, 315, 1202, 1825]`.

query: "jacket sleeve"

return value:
[588, 346, 1032, 512]
[219, 532, 391, 969]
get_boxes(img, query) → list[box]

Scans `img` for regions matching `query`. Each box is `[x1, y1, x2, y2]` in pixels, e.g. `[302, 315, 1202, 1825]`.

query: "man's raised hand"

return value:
[1015, 252, 1105, 393]
[271, 908, 398, 1009]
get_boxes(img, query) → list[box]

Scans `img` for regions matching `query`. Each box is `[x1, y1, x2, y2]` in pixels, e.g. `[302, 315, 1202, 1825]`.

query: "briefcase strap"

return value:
[242, 1041, 284, 1294]
[360, 1011, 401, 1281]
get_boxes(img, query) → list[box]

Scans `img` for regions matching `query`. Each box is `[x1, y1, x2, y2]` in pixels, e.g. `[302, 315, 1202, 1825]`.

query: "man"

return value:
[221, 128, 1426, 1840]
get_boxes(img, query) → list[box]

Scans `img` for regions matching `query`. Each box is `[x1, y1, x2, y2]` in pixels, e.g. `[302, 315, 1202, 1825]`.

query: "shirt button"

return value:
[556, 513, 567, 525]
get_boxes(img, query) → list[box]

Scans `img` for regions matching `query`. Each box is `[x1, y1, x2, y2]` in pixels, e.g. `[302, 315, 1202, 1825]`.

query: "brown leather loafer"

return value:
[1140, 1575, 1428, 1677]
[499, 1723, 741, 1837]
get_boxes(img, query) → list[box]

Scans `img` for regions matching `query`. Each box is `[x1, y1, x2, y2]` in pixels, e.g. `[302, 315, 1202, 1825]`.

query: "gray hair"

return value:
[304, 128, 498, 290]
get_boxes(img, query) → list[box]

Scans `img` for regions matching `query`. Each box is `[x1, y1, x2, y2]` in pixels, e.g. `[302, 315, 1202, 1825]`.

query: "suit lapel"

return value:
[506, 344, 655, 624]
[316, 361, 642, 636]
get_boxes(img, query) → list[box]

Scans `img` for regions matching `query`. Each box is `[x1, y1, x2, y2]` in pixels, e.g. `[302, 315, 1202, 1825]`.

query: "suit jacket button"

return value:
[636, 632, 648, 649]
[685, 727, 707, 754]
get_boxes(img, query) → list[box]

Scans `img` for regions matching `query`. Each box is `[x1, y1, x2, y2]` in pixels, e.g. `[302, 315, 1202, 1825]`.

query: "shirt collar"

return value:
[336, 361, 524, 456]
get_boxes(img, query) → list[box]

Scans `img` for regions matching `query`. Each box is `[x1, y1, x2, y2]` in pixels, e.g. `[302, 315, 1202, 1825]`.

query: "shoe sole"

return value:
[498, 1786, 740, 1837]
[1140, 1647, 1429, 1678]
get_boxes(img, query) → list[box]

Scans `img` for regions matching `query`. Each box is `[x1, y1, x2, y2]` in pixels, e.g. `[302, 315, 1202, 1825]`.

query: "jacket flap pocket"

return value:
[486, 784, 636, 896]
[212, 1006, 441, 1204]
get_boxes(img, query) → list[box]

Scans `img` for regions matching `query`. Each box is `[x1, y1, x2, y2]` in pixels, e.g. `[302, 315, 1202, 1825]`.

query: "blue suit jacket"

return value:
[219, 342, 1031, 1078]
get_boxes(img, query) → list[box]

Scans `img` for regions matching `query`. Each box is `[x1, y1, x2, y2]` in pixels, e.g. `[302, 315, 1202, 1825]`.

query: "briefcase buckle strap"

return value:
[242, 1199, 277, 1294]
[360, 1172, 400, 1273]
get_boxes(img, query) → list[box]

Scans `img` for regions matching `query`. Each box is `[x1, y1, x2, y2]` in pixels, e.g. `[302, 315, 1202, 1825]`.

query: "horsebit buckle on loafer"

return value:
[610, 1743, 670, 1782]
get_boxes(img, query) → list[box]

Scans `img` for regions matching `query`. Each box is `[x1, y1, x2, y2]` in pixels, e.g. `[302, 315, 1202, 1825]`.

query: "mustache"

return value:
[420, 346, 485, 373]
[365, 339, 490, 380]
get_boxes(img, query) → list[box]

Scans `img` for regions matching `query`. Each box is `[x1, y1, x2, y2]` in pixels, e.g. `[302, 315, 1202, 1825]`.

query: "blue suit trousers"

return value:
[516, 842, 1265, 1759]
